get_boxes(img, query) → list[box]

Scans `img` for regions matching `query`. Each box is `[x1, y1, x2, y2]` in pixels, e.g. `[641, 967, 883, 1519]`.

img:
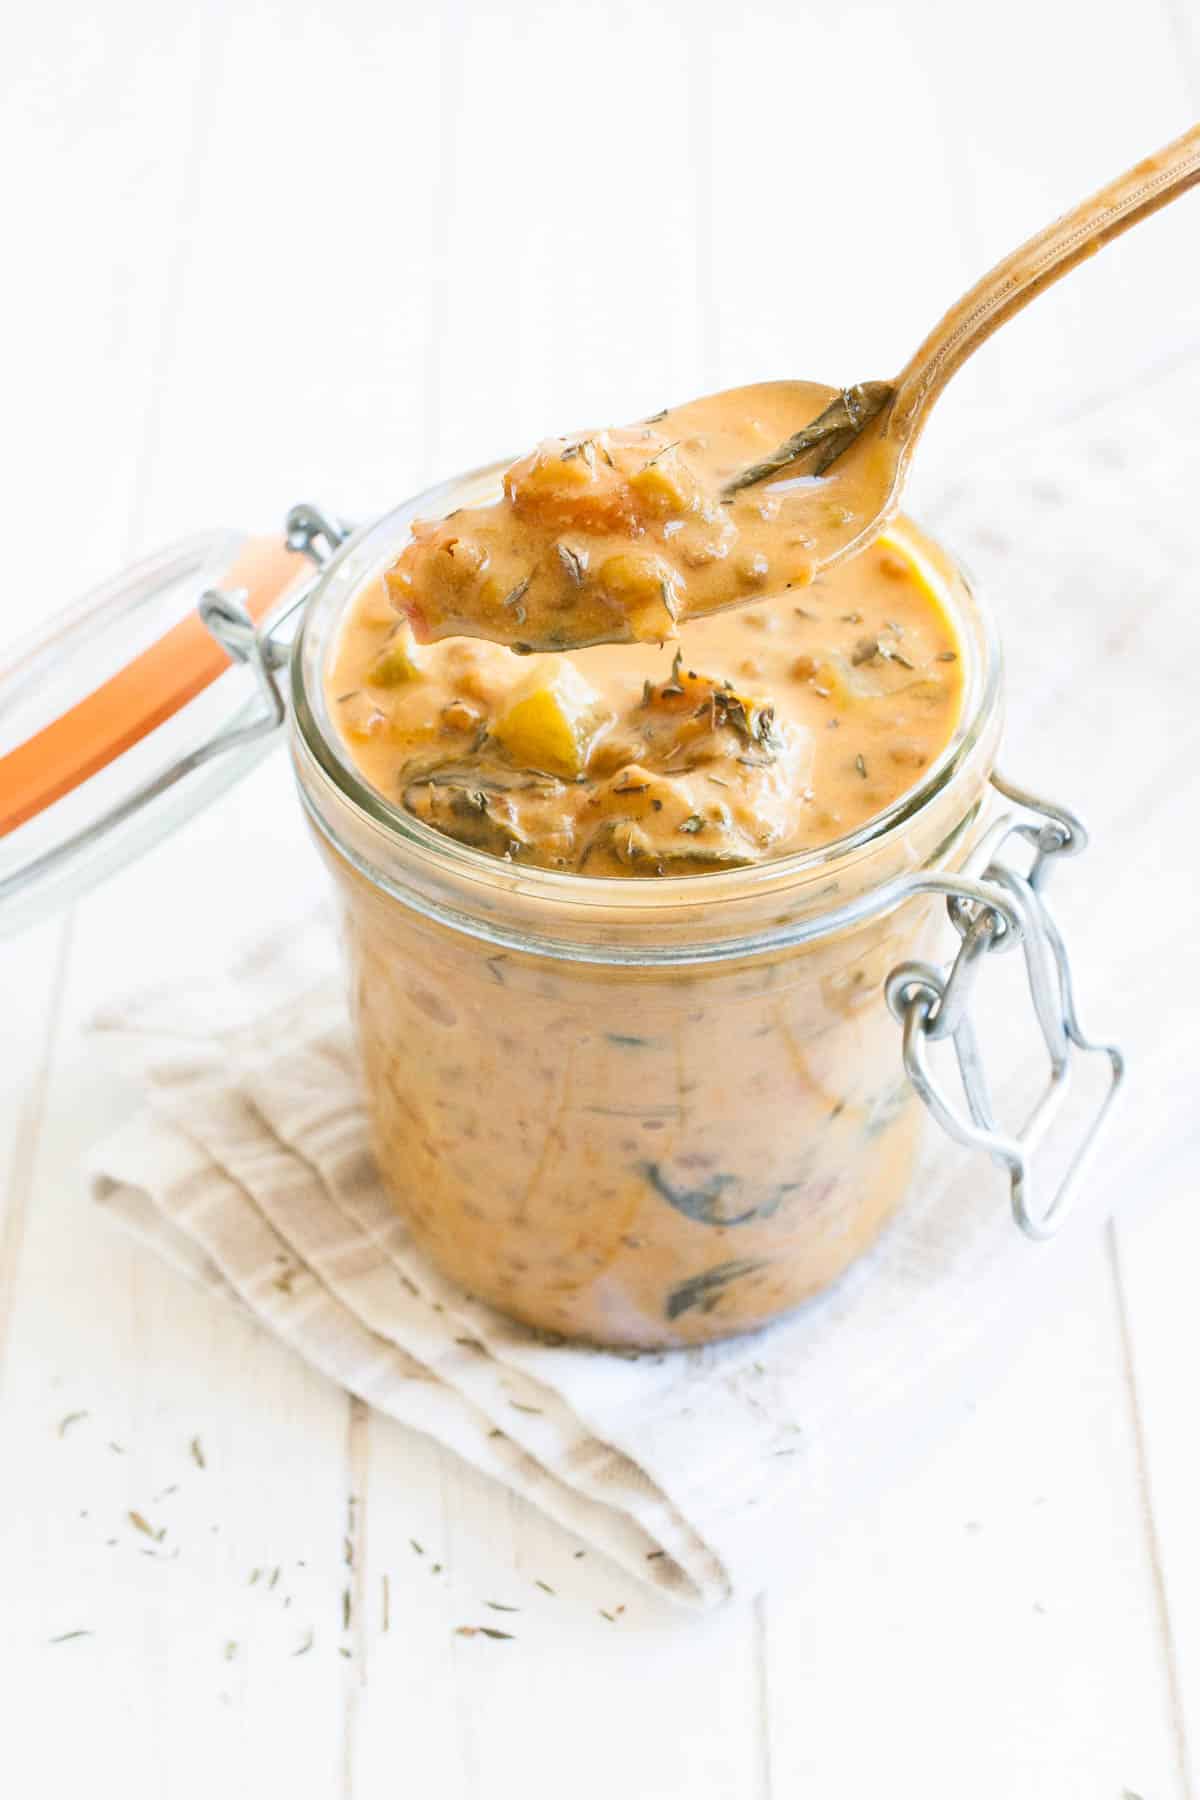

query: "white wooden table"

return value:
[2, 4, 1199, 1793]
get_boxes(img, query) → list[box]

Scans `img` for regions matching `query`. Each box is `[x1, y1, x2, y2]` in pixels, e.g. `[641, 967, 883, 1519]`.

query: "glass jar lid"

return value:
[0, 531, 310, 939]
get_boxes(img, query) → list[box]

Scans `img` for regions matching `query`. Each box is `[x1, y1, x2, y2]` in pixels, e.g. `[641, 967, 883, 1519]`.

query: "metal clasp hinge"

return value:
[285, 502, 353, 568]
[193, 501, 354, 748]
[885, 772, 1125, 1241]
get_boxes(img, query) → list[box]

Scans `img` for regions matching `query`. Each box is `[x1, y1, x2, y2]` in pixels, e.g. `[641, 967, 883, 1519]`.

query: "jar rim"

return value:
[290, 463, 1003, 963]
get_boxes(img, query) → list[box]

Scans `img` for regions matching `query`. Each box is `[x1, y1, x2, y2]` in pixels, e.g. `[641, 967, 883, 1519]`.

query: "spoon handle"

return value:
[890, 122, 1200, 443]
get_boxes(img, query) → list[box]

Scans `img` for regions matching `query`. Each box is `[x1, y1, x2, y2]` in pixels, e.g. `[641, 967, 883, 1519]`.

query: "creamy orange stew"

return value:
[385, 382, 898, 652]
[319, 417, 968, 1345]
[328, 532, 961, 876]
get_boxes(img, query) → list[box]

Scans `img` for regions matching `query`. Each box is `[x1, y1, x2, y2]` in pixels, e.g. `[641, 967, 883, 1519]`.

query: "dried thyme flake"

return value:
[509, 1401, 543, 1415]
[49, 1630, 93, 1644]
[342, 1589, 352, 1631]
[556, 542, 586, 584]
[641, 438, 682, 473]
[269, 1566, 282, 1589]
[128, 1511, 165, 1542]
[535, 1580, 556, 1595]
[336, 689, 360, 703]
[293, 1631, 314, 1657]
[410, 1539, 425, 1556]
[57, 1410, 89, 1437]
[855, 754, 868, 779]
[598, 1609, 618, 1622]
[660, 577, 679, 622]
[432, 1563, 443, 1575]
[644, 407, 670, 423]
[223, 1641, 238, 1662]
[382, 1576, 391, 1633]
[937, 649, 959, 662]
[645, 1549, 666, 1560]
[248, 1568, 262, 1585]
[485, 1601, 520, 1613]
[478, 1626, 515, 1640]
[108, 1442, 125, 1455]
[679, 815, 705, 834]
[502, 576, 531, 610]
[190, 1436, 206, 1470]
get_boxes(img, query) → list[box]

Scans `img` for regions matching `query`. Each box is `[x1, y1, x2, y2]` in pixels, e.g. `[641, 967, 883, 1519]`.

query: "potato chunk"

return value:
[492, 660, 609, 778]
[367, 631, 425, 687]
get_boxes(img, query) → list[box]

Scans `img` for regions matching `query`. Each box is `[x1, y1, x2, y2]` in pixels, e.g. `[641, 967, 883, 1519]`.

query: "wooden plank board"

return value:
[762, 1229, 1187, 1797]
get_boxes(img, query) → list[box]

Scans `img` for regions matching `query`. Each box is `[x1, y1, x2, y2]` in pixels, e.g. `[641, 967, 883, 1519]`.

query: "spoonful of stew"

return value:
[388, 124, 1200, 655]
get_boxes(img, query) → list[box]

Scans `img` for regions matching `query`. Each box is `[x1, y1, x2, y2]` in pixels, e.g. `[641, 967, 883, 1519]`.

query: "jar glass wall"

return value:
[289, 481, 1002, 1347]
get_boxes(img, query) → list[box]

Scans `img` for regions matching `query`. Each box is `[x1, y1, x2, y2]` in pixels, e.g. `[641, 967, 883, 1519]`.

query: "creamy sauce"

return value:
[328, 529, 962, 875]
[384, 382, 900, 652]
[319, 449, 968, 1345]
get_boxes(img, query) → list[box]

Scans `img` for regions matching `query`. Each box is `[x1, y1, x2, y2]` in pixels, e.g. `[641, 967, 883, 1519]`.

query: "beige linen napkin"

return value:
[86, 361, 1200, 1609]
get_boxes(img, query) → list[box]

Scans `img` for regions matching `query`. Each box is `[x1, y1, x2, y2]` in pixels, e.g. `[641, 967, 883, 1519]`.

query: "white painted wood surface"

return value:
[1, 3, 1198, 1794]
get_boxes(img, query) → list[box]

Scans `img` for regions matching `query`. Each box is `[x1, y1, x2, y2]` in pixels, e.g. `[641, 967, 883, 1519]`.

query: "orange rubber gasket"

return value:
[0, 536, 307, 839]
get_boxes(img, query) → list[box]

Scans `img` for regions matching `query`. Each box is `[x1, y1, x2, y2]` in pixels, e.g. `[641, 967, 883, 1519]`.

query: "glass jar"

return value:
[0, 484, 1123, 1349]
[289, 485, 1005, 1347]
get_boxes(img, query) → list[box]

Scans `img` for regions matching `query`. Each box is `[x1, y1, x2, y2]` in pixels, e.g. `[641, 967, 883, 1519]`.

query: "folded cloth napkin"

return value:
[86, 360, 1200, 1609]
[86, 901, 1117, 1610]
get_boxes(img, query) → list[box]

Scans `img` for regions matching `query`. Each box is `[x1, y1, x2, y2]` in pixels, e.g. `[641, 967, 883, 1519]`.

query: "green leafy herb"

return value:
[855, 754, 868, 778]
[722, 381, 894, 494]
[665, 1259, 767, 1321]
[190, 1436, 206, 1469]
[57, 1410, 88, 1437]
[643, 1164, 795, 1228]
[49, 1630, 92, 1645]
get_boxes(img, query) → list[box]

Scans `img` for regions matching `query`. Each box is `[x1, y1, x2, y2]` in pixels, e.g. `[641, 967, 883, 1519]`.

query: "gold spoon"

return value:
[725, 120, 1200, 564]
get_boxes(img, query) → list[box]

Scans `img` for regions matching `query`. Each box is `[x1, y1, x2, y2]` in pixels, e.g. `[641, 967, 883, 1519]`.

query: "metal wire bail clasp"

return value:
[885, 774, 1125, 1241]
